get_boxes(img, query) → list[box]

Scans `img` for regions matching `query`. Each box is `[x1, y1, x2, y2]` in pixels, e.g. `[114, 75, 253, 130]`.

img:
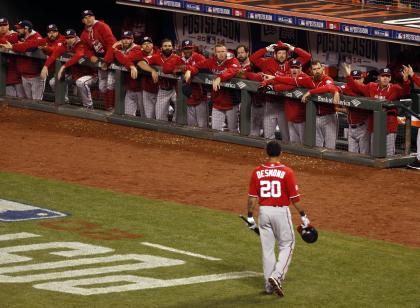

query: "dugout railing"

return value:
[0, 48, 418, 168]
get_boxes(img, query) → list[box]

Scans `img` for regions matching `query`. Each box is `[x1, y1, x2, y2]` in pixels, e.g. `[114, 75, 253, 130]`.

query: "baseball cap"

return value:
[81, 9, 94, 18]
[16, 20, 33, 30]
[47, 24, 58, 32]
[64, 29, 77, 38]
[140, 36, 153, 44]
[181, 40, 194, 49]
[121, 30, 133, 39]
[0, 17, 9, 26]
[274, 41, 289, 51]
[351, 70, 363, 79]
[379, 68, 391, 76]
[290, 59, 301, 68]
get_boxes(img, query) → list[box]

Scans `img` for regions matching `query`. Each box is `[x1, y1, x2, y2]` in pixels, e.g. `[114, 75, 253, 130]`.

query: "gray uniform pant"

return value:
[49, 76, 70, 103]
[288, 122, 305, 144]
[249, 104, 264, 137]
[22, 76, 46, 100]
[6, 84, 25, 98]
[75, 75, 98, 107]
[211, 105, 239, 131]
[263, 101, 289, 141]
[370, 132, 397, 157]
[156, 88, 177, 121]
[316, 114, 337, 149]
[124, 90, 143, 116]
[143, 91, 157, 119]
[98, 70, 115, 93]
[348, 122, 370, 154]
[259, 206, 295, 292]
[187, 101, 208, 128]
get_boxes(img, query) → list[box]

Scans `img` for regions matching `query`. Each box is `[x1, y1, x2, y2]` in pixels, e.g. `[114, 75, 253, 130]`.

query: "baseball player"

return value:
[250, 41, 312, 140]
[404, 65, 420, 170]
[42, 29, 97, 108]
[343, 63, 410, 157]
[113, 31, 144, 116]
[0, 17, 24, 98]
[184, 44, 240, 131]
[246, 140, 311, 297]
[80, 9, 117, 111]
[1, 20, 45, 100]
[339, 70, 371, 154]
[163, 40, 208, 127]
[301, 60, 341, 149]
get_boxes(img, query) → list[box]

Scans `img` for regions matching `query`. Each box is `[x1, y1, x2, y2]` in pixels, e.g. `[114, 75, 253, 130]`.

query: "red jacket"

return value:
[307, 76, 338, 116]
[114, 44, 143, 91]
[339, 84, 370, 125]
[163, 52, 206, 106]
[412, 74, 420, 87]
[0, 31, 20, 84]
[80, 20, 116, 64]
[347, 76, 410, 133]
[144, 52, 180, 90]
[12, 31, 44, 78]
[44, 39, 96, 80]
[141, 50, 159, 93]
[188, 57, 240, 110]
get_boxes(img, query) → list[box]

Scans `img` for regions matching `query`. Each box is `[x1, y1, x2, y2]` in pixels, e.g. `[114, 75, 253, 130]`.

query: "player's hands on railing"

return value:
[212, 77, 221, 92]
[301, 92, 311, 103]
[0, 41, 12, 50]
[300, 214, 310, 229]
[266, 43, 277, 52]
[151, 69, 159, 83]
[57, 65, 66, 81]
[246, 216, 257, 230]
[129, 65, 138, 80]
[184, 70, 191, 83]
[40, 66, 49, 80]
[342, 62, 352, 77]
[333, 91, 340, 105]
[100, 62, 108, 71]
[90, 56, 99, 63]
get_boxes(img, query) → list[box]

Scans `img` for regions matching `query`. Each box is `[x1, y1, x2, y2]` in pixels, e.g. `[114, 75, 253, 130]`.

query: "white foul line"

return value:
[141, 242, 221, 261]
[0, 233, 41, 241]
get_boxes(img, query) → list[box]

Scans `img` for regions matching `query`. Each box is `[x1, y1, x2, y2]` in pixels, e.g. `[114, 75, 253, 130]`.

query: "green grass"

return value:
[0, 172, 419, 308]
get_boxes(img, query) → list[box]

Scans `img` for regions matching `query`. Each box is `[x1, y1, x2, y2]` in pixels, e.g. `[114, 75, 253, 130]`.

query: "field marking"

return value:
[0, 233, 41, 241]
[141, 242, 221, 261]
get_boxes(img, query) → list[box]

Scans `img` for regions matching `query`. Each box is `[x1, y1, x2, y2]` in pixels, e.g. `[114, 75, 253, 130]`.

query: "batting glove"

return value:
[300, 215, 310, 228]
[266, 43, 277, 52]
[246, 217, 257, 230]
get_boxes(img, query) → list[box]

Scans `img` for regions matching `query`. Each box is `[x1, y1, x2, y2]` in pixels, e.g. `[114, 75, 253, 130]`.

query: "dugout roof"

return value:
[116, 0, 420, 46]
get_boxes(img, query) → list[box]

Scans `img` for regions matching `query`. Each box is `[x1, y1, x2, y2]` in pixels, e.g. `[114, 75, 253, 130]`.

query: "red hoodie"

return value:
[0, 31, 20, 84]
[12, 31, 44, 78]
[114, 44, 143, 91]
[80, 20, 116, 64]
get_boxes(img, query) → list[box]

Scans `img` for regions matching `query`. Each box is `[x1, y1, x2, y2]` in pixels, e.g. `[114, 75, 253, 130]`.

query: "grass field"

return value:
[0, 172, 419, 308]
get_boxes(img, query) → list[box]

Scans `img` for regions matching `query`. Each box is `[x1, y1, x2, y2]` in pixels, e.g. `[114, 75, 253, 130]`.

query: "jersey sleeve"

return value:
[248, 169, 259, 197]
[293, 47, 312, 66]
[249, 48, 268, 70]
[284, 168, 300, 203]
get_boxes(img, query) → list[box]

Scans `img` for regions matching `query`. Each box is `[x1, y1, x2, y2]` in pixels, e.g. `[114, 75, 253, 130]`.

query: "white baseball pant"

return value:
[263, 101, 289, 141]
[348, 122, 370, 154]
[75, 75, 98, 107]
[211, 105, 239, 131]
[316, 114, 338, 149]
[249, 104, 264, 137]
[98, 70, 116, 93]
[49, 76, 70, 103]
[124, 90, 143, 116]
[5, 84, 25, 98]
[142, 91, 157, 119]
[22, 76, 46, 100]
[187, 101, 208, 128]
[370, 132, 396, 157]
[156, 88, 177, 121]
[259, 206, 295, 293]
[288, 122, 305, 144]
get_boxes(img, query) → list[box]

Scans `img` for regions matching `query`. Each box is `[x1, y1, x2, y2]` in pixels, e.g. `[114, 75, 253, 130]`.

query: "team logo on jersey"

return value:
[0, 199, 68, 222]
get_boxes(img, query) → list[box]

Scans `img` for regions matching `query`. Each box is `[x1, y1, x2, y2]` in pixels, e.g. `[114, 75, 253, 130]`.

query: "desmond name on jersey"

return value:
[256, 169, 286, 179]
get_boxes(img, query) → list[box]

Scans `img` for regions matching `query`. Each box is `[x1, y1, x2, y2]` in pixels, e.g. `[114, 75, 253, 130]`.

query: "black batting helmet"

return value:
[297, 225, 318, 244]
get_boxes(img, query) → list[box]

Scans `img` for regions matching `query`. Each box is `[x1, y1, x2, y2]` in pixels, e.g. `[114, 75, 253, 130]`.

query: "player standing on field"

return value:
[246, 140, 311, 297]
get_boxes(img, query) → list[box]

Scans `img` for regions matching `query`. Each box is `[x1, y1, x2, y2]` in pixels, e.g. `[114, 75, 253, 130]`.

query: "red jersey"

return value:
[339, 83, 370, 125]
[80, 20, 116, 64]
[163, 52, 206, 106]
[248, 162, 300, 206]
[347, 76, 410, 133]
[141, 50, 159, 93]
[40, 34, 66, 56]
[0, 31, 20, 85]
[307, 76, 338, 116]
[188, 57, 240, 110]
[412, 74, 420, 87]
[12, 31, 44, 78]
[144, 52, 180, 90]
[114, 44, 143, 91]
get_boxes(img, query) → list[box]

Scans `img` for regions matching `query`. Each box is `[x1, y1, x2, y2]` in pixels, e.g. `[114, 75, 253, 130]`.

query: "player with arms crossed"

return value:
[246, 140, 311, 297]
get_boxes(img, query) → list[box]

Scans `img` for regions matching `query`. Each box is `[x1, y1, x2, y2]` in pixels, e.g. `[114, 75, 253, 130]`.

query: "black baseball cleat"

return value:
[268, 277, 284, 297]
[407, 159, 420, 170]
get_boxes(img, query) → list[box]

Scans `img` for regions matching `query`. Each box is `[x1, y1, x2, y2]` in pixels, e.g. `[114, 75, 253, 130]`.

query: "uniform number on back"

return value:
[260, 180, 281, 198]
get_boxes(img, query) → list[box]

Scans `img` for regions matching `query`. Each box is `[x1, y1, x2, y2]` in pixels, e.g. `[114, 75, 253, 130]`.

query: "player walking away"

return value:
[343, 63, 410, 157]
[1, 20, 45, 100]
[138, 36, 159, 119]
[0, 17, 24, 98]
[404, 65, 420, 170]
[246, 140, 311, 297]
[301, 60, 340, 149]
[184, 44, 240, 131]
[250, 41, 312, 140]
[80, 10, 117, 111]
[42, 29, 97, 109]
[339, 70, 371, 154]
[113, 31, 143, 116]
[163, 40, 208, 128]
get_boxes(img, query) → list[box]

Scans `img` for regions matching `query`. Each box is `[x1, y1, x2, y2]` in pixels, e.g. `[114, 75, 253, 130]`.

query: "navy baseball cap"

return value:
[182, 40, 194, 49]
[0, 17, 9, 26]
[140, 36, 153, 44]
[64, 29, 77, 38]
[47, 24, 58, 32]
[351, 70, 363, 78]
[81, 9, 94, 18]
[290, 59, 301, 68]
[379, 68, 391, 76]
[121, 30, 134, 39]
[16, 20, 33, 29]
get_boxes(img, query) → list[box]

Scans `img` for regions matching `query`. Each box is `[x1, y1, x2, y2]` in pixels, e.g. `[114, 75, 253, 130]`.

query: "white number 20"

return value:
[260, 180, 281, 198]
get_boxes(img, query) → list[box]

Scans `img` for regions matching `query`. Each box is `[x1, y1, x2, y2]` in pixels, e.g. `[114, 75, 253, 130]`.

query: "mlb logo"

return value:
[327, 21, 339, 30]
[233, 9, 245, 17]
[0, 199, 68, 222]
